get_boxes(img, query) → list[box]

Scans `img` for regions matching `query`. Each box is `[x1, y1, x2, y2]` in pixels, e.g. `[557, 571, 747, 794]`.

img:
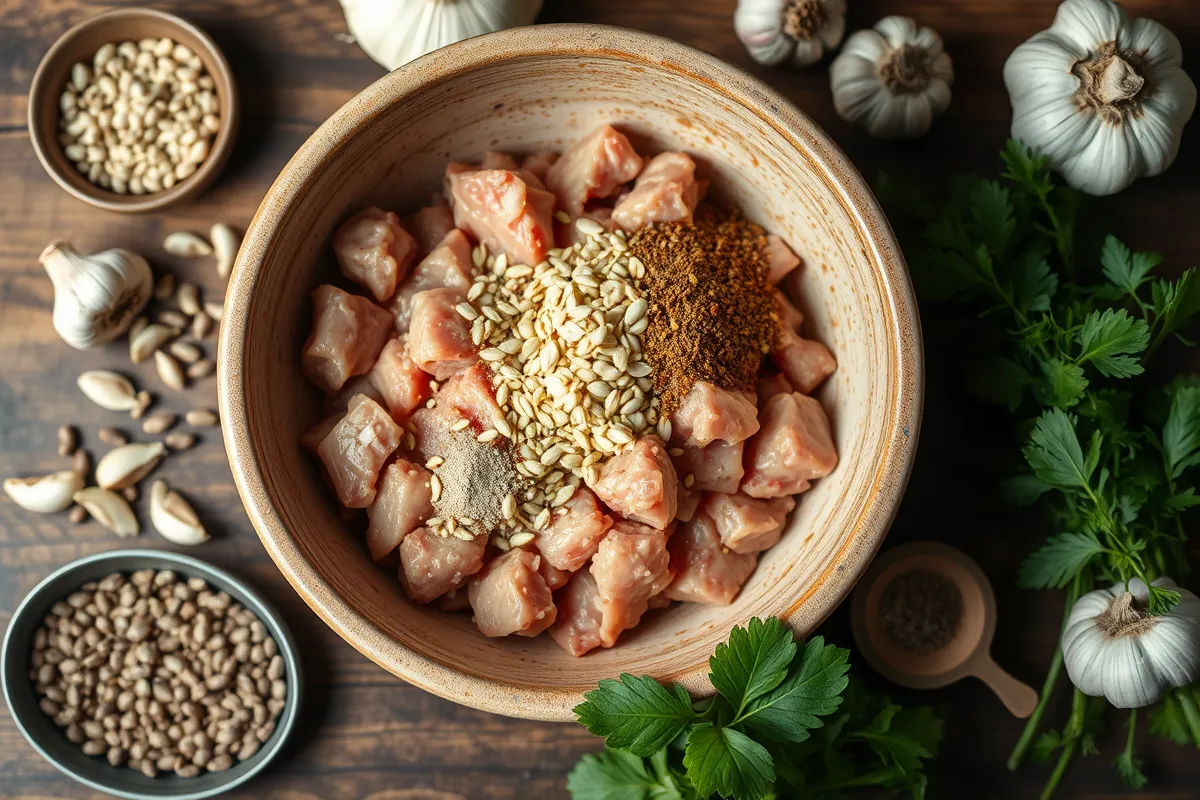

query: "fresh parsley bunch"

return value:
[881, 140, 1200, 798]
[567, 617, 942, 799]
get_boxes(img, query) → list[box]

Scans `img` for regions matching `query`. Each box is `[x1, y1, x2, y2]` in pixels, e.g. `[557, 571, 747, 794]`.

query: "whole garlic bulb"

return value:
[830, 17, 954, 139]
[340, 0, 544, 72]
[39, 242, 152, 350]
[1062, 577, 1200, 708]
[734, 0, 847, 68]
[1003, 0, 1196, 196]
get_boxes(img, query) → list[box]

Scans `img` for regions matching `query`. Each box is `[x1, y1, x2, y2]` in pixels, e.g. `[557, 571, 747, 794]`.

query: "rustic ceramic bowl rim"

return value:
[0, 548, 303, 799]
[27, 7, 239, 214]
[218, 23, 923, 722]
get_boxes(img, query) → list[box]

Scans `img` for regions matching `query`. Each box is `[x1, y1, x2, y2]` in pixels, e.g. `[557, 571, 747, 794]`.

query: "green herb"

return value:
[568, 618, 941, 800]
[882, 140, 1200, 797]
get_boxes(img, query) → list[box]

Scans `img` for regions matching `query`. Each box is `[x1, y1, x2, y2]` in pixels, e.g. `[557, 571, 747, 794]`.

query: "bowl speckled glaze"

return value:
[218, 24, 922, 721]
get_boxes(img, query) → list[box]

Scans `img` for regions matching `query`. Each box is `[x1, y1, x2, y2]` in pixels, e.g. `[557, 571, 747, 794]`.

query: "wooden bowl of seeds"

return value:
[219, 25, 922, 721]
[1, 549, 301, 799]
[28, 8, 238, 213]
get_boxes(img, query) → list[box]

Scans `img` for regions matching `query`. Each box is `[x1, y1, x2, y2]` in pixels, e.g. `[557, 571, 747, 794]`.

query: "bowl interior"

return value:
[223, 27, 920, 720]
[29, 9, 237, 213]
[1, 550, 301, 800]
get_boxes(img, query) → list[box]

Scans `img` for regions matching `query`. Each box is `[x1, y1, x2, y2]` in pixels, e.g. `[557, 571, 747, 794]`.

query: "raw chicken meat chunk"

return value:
[324, 375, 385, 415]
[438, 587, 471, 612]
[521, 151, 558, 183]
[707, 492, 796, 554]
[447, 168, 555, 267]
[408, 288, 478, 381]
[406, 195, 456, 257]
[535, 485, 613, 572]
[773, 325, 837, 394]
[399, 527, 487, 604]
[589, 435, 678, 530]
[302, 412, 343, 453]
[757, 374, 795, 407]
[549, 569, 605, 657]
[774, 288, 805, 331]
[590, 520, 672, 647]
[468, 549, 557, 637]
[673, 439, 745, 493]
[742, 392, 837, 498]
[676, 483, 702, 523]
[368, 337, 432, 423]
[303, 285, 394, 393]
[316, 395, 403, 508]
[388, 229, 476, 334]
[671, 382, 760, 447]
[611, 152, 705, 230]
[764, 234, 801, 285]
[663, 511, 758, 604]
[333, 207, 417, 302]
[539, 558, 572, 591]
[481, 151, 519, 170]
[428, 363, 503, 430]
[366, 459, 433, 561]
[545, 124, 643, 216]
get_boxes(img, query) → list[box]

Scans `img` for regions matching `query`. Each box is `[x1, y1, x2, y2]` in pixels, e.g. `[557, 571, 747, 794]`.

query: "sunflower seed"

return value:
[163, 432, 196, 451]
[509, 532, 535, 547]
[657, 418, 672, 442]
[3, 470, 84, 513]
[141, 412, 177, 435]
[69, 505, 87, 524]
[72, 449, 91, 477]
[429, 474, 443, 502]
[73, 487, 138, 537]
[163, 231, 213, 257]
[157, 309, 190, 329]
[186, 359, 215, 380]
[167, 341, 201, 363]
[683, 473, 695, 489]
[154, 351, 186, 391]
[212, 223, 240, 279]
[95, 441, 165, 489]
[191, 310, 213, 339]
[149, 480, 208, 545]
[176, 283, 201, 315]
[77, 371, 138, 411]
[130, 390, 153, 420]
[129, 324, 180, 364]
[203, 301, 223, 322]
[57, 425, 78, 457]
[477, 429, 499, 443]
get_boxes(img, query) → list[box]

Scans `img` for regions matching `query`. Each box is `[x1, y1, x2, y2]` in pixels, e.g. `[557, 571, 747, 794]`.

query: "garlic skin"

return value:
[1003, 0, 1196, 196]
[1062, 577, 1200, 708]
[40, 242, 152, 350]
[734, 0, 847, 68]
[830, 17, 954, 139]
[340, 0, 543, 72]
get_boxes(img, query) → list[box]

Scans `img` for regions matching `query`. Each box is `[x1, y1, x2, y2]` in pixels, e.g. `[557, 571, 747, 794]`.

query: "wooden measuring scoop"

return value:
[851, 540, 1038, 717]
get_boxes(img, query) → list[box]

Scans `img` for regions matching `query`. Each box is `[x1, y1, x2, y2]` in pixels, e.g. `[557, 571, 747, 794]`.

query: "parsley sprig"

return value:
[882, 140, 1200, 797]
[568, 617, 942, 799]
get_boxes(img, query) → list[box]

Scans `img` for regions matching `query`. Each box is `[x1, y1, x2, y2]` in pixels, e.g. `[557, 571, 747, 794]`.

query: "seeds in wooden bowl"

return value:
[30, 569, 289, 777]
[58, 38, 222, 195]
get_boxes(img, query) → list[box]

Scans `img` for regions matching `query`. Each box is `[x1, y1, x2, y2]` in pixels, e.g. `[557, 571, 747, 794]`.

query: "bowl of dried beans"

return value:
[218, 24, 922, 721]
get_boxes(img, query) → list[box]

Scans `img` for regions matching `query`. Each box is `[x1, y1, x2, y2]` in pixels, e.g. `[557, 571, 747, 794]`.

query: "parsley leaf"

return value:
[566, 750, 687, 800]
[709, 616, 796, 717]
[1011, 248, 1057, 313]
[1022, 408, 1100, 489]
[968, 179, 1016, 257]
[1148, 690, 1196, 746]
[1038, 357, 1088, 409]
[1147, 584, 1182, 616]
[739, 636, 850, 742]
[1076, 308, 1150, 378]
[1162, 385, 1200, 479]
[1152, 270, 1200, 343]
[1018, 532, 1105, 589]
[683, 725, 774, 800]
[851, 703, 944, 781]
[1113, 749, 1149, 790]
[1100, 236, 1161, 297]
[1000, 139, 1053, 197]
[574, 674, 696, 757]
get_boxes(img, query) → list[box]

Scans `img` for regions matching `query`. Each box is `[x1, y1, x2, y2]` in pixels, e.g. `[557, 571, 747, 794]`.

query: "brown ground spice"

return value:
[629, 217, 779, 418]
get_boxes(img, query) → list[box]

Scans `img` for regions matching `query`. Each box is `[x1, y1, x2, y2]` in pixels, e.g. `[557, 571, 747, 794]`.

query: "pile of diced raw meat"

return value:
[300, 124, 839, 655]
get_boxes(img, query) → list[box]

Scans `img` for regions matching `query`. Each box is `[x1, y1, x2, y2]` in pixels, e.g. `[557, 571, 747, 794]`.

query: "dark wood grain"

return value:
[1, 0, 1198, 798]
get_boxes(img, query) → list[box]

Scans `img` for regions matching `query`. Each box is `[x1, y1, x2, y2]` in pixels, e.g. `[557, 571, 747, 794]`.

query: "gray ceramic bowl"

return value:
[1, 549, 302, 799]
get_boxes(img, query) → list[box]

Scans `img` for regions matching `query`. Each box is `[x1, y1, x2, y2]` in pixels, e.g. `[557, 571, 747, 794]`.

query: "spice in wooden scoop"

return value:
[879, 568, 963, 655]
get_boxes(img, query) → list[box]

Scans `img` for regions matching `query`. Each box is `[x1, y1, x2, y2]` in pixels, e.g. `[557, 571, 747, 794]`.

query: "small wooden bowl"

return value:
[218, 25, 923, 721]
[28, 8, 238, 213]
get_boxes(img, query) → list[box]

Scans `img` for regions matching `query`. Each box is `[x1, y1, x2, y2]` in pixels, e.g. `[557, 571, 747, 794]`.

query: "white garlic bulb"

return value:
[734, 0, 847, 68]
[1062, 577, 1200, 709]
[340, 0, 544, 72]
[830, 16, 954, 139]
[39, 242, 152, 350]
[1003, 0, 1196, 196]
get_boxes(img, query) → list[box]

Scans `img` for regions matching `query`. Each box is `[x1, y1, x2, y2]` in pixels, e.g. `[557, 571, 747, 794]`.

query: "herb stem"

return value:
[815, 765, 905, 790]
[1124, 708, 1138, 760]
[1178, 688, 1200, 748]
[1041, 738, 1076, 800]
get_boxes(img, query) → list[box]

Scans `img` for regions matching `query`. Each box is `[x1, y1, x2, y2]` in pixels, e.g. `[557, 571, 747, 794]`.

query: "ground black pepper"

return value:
[629, 216, 778, 418]
[879, 569, 963, 655]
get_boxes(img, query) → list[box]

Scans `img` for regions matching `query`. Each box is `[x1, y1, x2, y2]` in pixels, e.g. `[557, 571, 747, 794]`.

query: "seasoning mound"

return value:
[879, 568, 964, 655]
[629, 217, 778, 417]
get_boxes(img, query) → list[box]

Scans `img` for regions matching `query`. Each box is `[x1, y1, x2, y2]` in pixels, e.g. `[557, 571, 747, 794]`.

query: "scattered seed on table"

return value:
[141, 412, 177, 435]
[154, 273, 176, 301]
[130, 390, 153, 420]
[185, 409, 218, 427]
[121, 485, 138, 502]
[56, 425, 78, 457]
[68, 505, 87, 524]
[72, 448, 90, 477]
[98, 427, 128, 446]
[186, 359, 215, 380]
[158, 310, 189, 329]
[191, 311, 213, 339]
[163, 432, 196, 451]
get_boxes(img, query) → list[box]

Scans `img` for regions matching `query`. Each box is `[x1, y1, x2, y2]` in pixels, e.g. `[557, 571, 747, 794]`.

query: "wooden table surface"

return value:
[2, 1, 1198, 798]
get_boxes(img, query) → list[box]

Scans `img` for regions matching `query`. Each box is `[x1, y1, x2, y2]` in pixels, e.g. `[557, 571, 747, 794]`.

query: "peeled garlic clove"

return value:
[129, 323, 179, 364]
[40, 241, 152, 349]
[3, 470, 84, 513]
[211, 223, 240, 280]
[163, 231, 213, 258]
[73, 487, 138, 537]
[95, 441, 165, 489]
[149, 479, 209, 545]
[78, 370, 139, 410]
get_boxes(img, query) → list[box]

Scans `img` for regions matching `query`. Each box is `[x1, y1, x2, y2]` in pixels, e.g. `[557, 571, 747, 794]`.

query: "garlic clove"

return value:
[77, 370, 139, 411]
[3, 470, 84, 513]
[211, 223, 240, 280]
[40, 241, 152, 350]
[149, 479, 209, 545]
[73, 487, 139, 537]
[95, 441, 165, 490]
[163, 231, 213, 257]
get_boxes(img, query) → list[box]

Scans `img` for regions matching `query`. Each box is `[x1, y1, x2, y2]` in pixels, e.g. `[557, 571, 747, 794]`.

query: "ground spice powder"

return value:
[629, 216, 778, 418]
[879, 569, 964, 655]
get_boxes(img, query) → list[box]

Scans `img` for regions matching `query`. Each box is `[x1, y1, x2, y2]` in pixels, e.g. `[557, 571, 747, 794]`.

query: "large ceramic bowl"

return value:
[218, 24, 922, 721]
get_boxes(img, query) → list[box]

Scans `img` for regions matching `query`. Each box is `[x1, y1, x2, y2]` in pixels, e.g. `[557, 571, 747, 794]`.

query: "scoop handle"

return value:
[972, 656, 1038, 718]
